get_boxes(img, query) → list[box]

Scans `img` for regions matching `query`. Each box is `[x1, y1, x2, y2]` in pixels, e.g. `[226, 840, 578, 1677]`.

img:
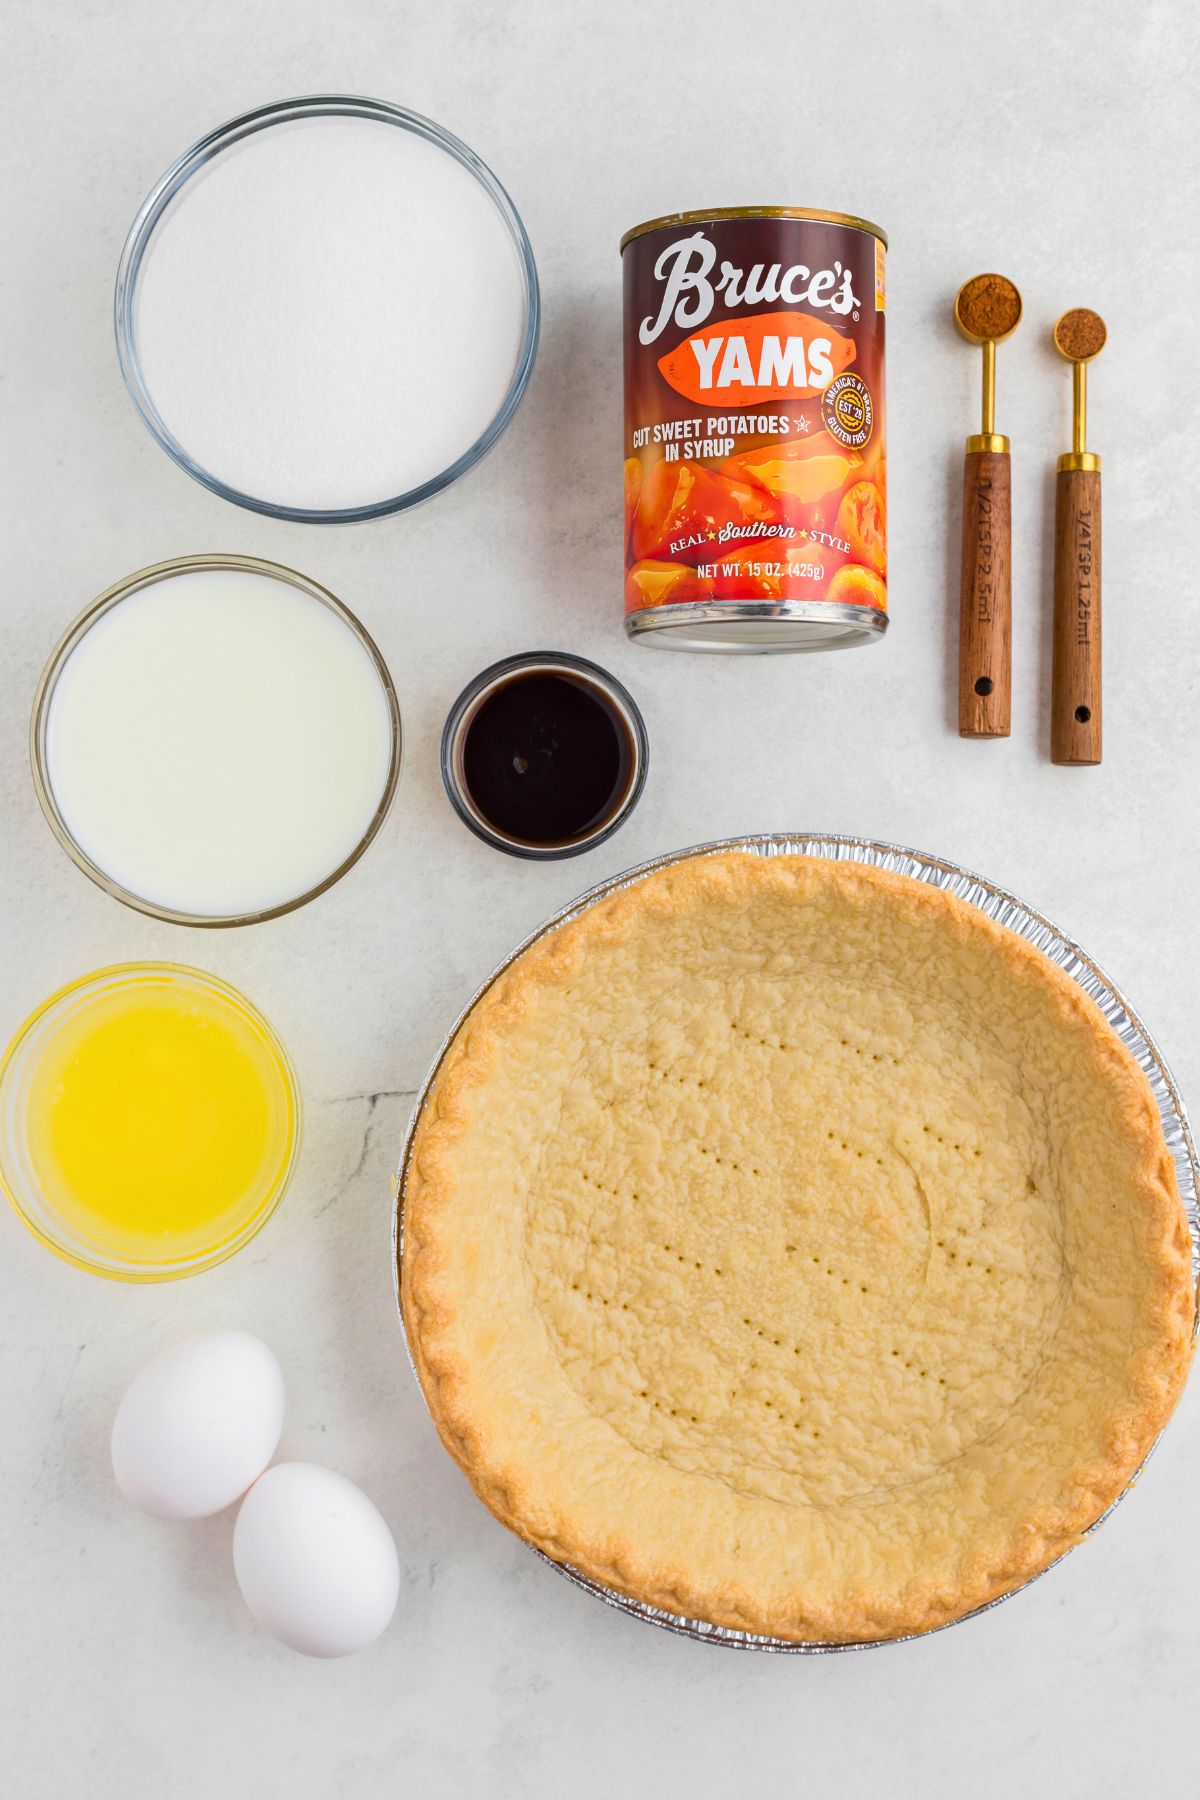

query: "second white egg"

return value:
[233, 1462, 400, 1657]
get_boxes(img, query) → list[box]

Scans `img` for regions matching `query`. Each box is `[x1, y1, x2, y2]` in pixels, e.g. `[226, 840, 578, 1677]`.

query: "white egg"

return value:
[111, 1329, 285, 1521]
[233, 1462, 399, 1658]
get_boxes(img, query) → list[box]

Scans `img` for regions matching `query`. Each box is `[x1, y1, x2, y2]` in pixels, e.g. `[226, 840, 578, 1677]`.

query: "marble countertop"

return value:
[3, 2, 1198, 1794]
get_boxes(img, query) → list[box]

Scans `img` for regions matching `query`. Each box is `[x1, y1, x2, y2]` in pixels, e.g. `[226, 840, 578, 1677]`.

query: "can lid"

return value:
[620, 206, 888, 253]
[625, 600, 888, 653]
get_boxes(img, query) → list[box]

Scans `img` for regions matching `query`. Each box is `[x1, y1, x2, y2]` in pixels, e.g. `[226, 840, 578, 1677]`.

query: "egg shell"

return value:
[233, 1462, 400, 1658]
[111, 1329, 284, 1521]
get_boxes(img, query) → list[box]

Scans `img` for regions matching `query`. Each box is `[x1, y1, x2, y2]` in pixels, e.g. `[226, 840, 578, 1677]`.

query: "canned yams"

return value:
[622, 207, 887, 652]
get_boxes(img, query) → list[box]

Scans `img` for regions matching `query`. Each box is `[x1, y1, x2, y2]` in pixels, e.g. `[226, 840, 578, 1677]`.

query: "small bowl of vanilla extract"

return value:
[440, 652, 648, 859]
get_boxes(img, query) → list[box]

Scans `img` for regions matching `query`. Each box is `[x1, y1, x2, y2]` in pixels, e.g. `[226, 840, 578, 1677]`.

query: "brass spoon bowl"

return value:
[1053, 307, 1107, 364]
[1052, 308, 1107, 466]
[954, 274, 1023, 452]
[954, 272, 1023, 346]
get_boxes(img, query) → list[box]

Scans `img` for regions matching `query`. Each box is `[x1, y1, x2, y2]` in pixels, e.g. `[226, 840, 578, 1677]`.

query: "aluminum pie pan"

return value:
[393, 831, 1200, 1653]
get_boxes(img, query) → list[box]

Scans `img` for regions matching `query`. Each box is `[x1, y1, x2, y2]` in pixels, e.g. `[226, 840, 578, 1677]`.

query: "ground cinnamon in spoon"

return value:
[956, 272, 1022, 340]
[1054, 307, 1107, 361]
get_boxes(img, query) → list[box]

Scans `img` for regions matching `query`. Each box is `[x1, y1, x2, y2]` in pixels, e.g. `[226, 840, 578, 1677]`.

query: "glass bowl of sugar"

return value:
[115, 96, 540, 522]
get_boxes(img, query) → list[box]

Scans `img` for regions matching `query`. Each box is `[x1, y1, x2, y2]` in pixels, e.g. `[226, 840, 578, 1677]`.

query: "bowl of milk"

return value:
[31, 556, 402, 926]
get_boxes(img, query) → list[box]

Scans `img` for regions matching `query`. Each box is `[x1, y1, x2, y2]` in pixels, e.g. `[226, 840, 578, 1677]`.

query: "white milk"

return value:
[133, 115, 528, 512]
[45, 567, 396, 918]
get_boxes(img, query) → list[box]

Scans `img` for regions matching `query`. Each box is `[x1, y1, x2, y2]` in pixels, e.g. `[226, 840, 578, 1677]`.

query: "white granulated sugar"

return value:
[134, 118, 528, 511]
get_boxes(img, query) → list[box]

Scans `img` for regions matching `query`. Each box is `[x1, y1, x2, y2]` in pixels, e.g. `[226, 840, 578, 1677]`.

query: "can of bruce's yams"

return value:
[622, 208, 887, 652]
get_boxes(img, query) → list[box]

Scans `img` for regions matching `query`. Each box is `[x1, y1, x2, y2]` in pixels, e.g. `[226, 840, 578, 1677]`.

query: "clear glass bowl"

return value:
[0, 964, 301, 1282]
[114, 94, 540, 523]
[30, 553, 403, 928]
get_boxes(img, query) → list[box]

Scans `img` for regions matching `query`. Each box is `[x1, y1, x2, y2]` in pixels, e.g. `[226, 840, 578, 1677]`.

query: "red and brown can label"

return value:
[622, 210, 887, 646]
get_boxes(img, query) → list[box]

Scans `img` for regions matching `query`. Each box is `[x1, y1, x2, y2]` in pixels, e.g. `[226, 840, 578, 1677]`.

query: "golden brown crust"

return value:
[401, 854, 1195, 1641]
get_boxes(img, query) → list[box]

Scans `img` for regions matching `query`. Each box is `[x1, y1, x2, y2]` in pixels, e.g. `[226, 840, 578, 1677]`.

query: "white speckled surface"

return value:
[2, 3, 1198, 1794]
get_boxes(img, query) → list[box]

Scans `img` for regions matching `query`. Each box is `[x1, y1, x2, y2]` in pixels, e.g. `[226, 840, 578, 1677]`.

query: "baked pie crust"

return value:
[402, 855, 1195, 1641]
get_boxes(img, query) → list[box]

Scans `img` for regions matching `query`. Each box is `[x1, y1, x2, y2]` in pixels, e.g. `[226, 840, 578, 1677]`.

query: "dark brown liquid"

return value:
[461, 671, 633, 846]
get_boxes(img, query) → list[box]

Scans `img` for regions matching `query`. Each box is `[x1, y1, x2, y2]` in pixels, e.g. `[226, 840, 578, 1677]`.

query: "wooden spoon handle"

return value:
[958, 449, 1012, 737]
[1051, 466, 1102, 765]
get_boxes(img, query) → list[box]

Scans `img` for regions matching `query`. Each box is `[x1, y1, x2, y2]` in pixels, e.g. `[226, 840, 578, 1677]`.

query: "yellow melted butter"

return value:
[25, 978, 295, 1264]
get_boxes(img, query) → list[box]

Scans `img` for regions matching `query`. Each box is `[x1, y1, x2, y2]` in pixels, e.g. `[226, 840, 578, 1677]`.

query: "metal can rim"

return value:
[625, 599, 888, 653]
[620, 206, 888, 253]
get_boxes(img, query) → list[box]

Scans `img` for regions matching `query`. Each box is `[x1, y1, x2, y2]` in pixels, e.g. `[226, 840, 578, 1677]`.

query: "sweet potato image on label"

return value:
[624, 457, 642, 554]
[625, 559, 714, 610]
[836, 480, 887, 575]
[828, 564, 887, 611]
[731, 437, 864, 505]
[630, 459, 781, 565]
